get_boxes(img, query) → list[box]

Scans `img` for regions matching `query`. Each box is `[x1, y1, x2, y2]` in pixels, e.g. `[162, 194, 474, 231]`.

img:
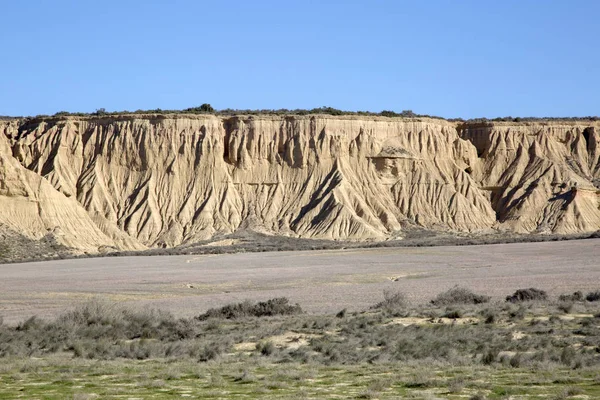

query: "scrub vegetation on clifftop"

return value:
[2, 104, 598, 122]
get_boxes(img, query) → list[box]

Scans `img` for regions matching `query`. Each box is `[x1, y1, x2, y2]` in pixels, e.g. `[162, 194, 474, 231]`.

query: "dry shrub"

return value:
[197, 298, 302, 320]
[371, 290, 407, 313]
[586, 291, 600, 302]
[431, 286, 490, 306]
[559, 291, 584, 302]
[506, 288, 548, 303]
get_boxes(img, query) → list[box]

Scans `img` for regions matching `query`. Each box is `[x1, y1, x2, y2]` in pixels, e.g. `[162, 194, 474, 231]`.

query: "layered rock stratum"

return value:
[0, 114, 598, 253]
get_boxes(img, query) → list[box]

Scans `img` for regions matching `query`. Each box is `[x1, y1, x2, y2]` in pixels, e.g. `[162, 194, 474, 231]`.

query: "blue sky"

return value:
[1, 1, 598, 118]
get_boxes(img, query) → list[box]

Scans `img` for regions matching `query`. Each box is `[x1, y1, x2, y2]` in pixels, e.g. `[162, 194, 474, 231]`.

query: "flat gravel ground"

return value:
[0, 239, 598, 324]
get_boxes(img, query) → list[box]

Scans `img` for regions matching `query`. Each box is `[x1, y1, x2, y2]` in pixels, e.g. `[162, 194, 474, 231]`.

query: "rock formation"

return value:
[0, 114, 598, 252]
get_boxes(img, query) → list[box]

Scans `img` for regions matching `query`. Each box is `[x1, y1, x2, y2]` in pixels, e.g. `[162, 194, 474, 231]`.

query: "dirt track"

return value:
[0, 239, 598, 324]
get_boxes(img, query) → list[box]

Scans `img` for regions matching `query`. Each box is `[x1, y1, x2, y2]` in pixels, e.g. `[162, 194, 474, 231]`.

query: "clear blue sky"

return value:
[1, 1, 598, 118]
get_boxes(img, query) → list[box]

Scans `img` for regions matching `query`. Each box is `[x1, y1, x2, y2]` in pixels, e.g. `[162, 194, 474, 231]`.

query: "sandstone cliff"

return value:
[0, 115, 598, 252]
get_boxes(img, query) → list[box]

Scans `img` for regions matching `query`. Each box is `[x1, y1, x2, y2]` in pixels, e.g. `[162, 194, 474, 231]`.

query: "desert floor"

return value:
[1, 239, 598, 324]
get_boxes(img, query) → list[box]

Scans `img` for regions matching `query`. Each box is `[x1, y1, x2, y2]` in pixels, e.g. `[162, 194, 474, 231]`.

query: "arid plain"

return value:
[1, 239, 598, 324]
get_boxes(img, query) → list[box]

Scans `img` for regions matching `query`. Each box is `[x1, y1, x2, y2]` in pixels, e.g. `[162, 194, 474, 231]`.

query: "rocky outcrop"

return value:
[0, 115, 598, 252]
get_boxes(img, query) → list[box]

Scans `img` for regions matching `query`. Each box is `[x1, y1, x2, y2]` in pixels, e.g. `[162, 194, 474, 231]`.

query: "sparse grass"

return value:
[0, 359, 599, 399]
[2, 294, 600, 368]
[1, 291, 599, 398]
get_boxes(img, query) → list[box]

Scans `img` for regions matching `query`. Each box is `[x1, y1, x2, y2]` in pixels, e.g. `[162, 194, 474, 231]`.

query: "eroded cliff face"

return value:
[460, 122, 600, 234]
[0, 115, 598, 252]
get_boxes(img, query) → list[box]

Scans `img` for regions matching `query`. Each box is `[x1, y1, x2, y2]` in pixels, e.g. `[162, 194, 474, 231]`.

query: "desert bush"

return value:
[197, 343, 223, 362]
[256, 340, 276, 356]
[470, 394, 487, 400]
[557, 302, 574, 314]
[55, 299, 191, 341]
[560, 347, 576, 367]
[481, 349, 497, 365]
[586, 291, 600, 302]
[549, 314, 561, 323]
[509, 353, 522, 368]
[431, 286, 490, 306]
[197, 298, 302, 320]
[506, 288, 548, 303]
[287, 346, 312, 363]
[379, 110, 417, 118]
[552, 387, 583, 400]
[480, 307, 499, 324]
[447, 377, 465, 393]
[234, 369, 257, 383]
[1, 295, 599, 369]
[559, 291, 585, 302]
[507, 304, 527, 320]
[16, 316, 44, 332]
[356, 389, 379, 399]
[371, 290, 407, 314]
[442, 308, 463, 319]
[185, 103, 214, 113]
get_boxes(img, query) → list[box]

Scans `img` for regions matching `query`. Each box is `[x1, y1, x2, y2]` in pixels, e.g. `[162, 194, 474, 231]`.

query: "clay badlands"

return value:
[0, 114, 599, 255]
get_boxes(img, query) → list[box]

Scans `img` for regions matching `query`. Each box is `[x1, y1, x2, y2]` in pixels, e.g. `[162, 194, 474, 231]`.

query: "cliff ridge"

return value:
[1, 114, 598, 253]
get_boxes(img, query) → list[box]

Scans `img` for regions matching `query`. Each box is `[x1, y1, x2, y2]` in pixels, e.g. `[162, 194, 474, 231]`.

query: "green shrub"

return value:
[185, 103, 214, 113]
[309, 106, 344, 116]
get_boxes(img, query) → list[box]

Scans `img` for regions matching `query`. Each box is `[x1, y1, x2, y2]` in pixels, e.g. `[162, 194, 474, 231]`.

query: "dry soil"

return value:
[0, 239, 598, 324]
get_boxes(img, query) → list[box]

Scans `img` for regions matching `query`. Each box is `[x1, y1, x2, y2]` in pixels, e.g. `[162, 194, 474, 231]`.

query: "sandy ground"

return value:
[0, 239, 598, 324]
